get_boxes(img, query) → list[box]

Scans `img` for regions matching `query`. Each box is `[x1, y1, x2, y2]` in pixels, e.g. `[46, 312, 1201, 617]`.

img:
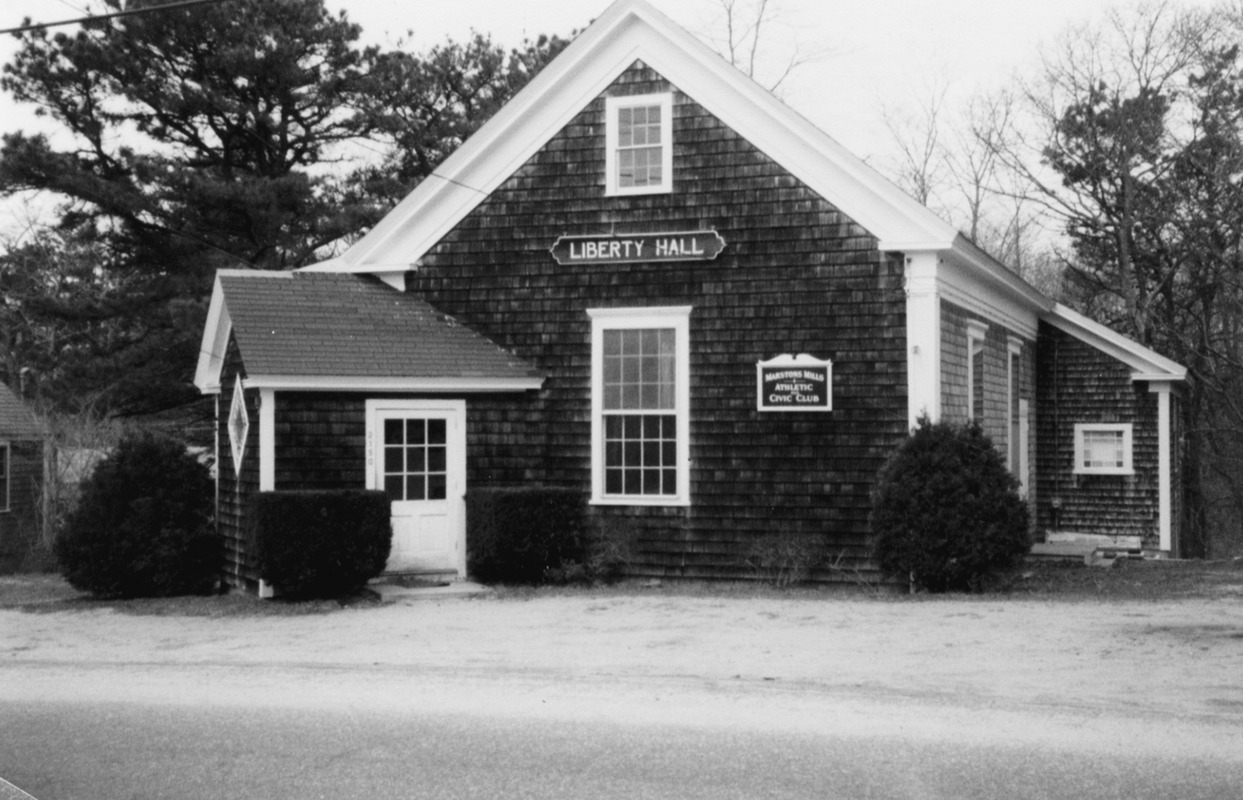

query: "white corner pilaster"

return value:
[257, 387, 276, 600]
[259, 388, 275, 492]
[905, 252, 942, 429]
[1149, 381, 1172, 554]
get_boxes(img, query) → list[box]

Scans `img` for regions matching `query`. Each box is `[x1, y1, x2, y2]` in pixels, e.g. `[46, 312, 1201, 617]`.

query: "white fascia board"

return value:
[1043, 303, 1187, 381]
[194, 275, 231, 394]
[194, 269, 292, 393]
[332, 0, 960, 275]
[945, 236, 1053, 312]
[924, 251, 1043, 339]
[242, 375, 544, 392]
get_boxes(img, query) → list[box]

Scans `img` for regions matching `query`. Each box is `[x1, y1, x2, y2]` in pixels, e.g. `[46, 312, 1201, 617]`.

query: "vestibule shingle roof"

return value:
[206, 270, 541, 389]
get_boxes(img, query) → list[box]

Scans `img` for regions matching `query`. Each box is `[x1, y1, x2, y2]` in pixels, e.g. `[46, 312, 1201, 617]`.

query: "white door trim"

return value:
[365, 398, 467, 577]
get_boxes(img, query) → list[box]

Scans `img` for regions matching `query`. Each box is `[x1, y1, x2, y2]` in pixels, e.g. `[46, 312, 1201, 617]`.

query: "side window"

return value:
[588, 307, 691, 505]
[1074, 424, 1134, 475]
[1008, 339, 1022, 475]
[966, 320, 988, 421]
[605, 94, 673, 196]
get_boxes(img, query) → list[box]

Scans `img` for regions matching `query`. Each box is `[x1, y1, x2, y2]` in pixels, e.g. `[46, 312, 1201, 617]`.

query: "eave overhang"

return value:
[1043, 303, 1187, 382]
[239, 376, 544, 392]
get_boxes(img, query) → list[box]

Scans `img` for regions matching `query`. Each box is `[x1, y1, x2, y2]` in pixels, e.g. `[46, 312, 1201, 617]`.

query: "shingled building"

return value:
[196, 0, 1186, 592]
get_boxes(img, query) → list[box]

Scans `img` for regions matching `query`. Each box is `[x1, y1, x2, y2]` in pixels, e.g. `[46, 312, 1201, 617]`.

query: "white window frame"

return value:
[0, 441, 9, 513]
[1074, 423, 1134, 475]
[1007, 337, 1023, 476]
[966, 320, 989, 422]
[605, 93, 674, 197]
[588, 306, 691, 506]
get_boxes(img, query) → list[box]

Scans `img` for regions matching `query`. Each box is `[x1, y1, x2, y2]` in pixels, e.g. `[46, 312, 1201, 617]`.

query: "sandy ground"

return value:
[3, 583, 1243, 762]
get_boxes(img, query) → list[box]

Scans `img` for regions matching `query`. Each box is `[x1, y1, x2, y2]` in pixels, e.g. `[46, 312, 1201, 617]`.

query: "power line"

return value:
[1, 0, 234, 35]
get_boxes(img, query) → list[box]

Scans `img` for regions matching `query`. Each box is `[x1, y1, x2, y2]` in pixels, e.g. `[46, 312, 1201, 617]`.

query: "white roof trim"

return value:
[306, 0, 965, 278]
[195, 274, 231, 394]
[195, 270, 292, 394]
[241, 376, 544, 392]
[1043, 303, 1186, 381]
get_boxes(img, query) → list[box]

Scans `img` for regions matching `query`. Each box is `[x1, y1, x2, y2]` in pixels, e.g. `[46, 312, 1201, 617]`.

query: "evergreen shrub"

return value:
[248, 490, 391, 599]
[55, 432, 219, 598]
[870, 416, 1031, 592]
[467, 486, 585, 584]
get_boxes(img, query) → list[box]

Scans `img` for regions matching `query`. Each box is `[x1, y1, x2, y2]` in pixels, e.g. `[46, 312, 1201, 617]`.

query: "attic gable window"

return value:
[605, 94, 673, 196]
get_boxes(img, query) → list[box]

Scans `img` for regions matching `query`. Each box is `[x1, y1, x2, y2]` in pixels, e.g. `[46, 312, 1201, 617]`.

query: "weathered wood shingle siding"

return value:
[407, 63, 909, 578]
[0, 439, 43, 573]
[218, 336, 261, 591]
[939, 300, 1037, 520]
[272, 392, 540, 490]
[940, 302, 1032, 446]
[1035, 321, 1160, 544]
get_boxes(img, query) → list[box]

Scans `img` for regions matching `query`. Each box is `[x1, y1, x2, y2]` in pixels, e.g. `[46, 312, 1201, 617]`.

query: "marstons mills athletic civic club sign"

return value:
[550, 230, 727, 265]
[757, 354, 833, 412]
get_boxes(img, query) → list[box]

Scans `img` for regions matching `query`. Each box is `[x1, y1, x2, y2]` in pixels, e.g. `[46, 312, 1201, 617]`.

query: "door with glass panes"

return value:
[365, 400, 466, 576]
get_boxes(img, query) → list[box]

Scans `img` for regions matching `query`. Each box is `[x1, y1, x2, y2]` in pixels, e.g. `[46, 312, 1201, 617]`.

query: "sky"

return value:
[0, 0, 1216, 237]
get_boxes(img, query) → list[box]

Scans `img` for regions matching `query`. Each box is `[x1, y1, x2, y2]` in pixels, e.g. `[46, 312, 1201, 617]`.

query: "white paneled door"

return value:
[366, 400, 466, 576]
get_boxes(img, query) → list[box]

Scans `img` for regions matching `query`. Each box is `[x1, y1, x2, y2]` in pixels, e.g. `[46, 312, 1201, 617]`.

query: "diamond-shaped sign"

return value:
[228, 379, 249, 475]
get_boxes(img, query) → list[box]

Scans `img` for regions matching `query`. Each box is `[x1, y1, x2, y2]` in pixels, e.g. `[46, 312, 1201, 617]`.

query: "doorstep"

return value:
[368, 577, 493, 602]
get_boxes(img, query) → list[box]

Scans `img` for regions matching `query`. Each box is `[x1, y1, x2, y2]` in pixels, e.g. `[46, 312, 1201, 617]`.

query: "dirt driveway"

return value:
[4, 575, 1243, 763]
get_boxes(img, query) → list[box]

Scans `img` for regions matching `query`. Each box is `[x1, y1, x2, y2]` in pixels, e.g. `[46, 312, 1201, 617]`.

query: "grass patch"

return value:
[1006, 557, 1243, 600]
[5, 557, 1242, 614]
[0, 574, 380, 616]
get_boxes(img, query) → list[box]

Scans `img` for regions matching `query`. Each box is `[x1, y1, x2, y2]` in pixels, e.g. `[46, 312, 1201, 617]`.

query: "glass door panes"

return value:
[383, 417, 448, 501]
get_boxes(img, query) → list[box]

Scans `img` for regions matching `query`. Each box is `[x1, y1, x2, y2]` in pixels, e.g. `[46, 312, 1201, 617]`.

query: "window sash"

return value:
[602, 328, 676, 410]
[605, 94, 672, 196]
[1074, 424, 1133, 475]
[1081, 430, 1125, 470]
[589, 307, 690, 506]
[603, 413, 678, 496]
[382, 417, 448, 501]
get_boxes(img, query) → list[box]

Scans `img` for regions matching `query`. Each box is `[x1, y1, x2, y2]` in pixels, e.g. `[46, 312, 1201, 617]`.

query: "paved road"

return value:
[3, 661, 1242, 800]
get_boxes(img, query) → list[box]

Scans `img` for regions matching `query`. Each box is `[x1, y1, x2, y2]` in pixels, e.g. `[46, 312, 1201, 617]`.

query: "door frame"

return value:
[364, 398, 467, 577]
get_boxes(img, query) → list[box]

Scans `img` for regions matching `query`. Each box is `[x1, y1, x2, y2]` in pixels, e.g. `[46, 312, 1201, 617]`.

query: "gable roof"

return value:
[290, 0, 1182, 386]
[0, 383, 41, 439]
[194, 271, 543, 393]
[1043, 304, 1186, 382]
[303, 0, 1040, 308]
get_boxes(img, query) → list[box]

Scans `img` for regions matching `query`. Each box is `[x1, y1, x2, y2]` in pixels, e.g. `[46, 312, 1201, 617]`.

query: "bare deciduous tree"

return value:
[705, 0, 828, 93]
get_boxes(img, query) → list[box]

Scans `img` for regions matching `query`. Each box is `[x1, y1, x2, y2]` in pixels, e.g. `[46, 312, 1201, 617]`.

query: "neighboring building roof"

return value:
[0, 383, 42, 439]
[1043, 303, 1187, 382]
[194, 271, 543, 393]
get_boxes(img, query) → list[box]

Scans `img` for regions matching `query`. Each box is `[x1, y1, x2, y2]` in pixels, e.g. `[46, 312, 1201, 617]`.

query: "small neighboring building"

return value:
[0, 384, 46, 573]
[195, 0, 1187, 592]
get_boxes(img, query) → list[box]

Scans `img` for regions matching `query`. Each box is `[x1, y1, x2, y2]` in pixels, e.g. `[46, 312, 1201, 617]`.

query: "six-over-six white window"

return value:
[605, 93, 673, 196]
[1074, 423, 1133, 475]
[589, 307, 691, 505]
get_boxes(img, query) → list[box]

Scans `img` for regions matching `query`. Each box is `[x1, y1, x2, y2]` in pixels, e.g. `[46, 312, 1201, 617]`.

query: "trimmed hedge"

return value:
[467, 487, 586, 584]
[870, 417, 1031, 592]
[55, 432, 219, 598]
[248, 490, 391, 598]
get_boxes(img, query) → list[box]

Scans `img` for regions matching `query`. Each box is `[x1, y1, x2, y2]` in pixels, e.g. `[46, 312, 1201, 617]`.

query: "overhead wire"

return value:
[1, 0, 234, 35]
